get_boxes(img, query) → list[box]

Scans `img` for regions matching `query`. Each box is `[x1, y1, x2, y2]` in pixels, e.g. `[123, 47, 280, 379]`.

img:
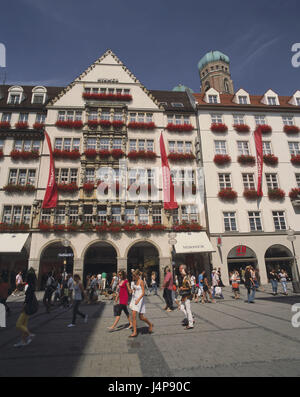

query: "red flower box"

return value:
[213, 154, 231, 165]
[0, 121, 11, 129]
[84, 149, 97, 159]
[243, 189, 259, 200]
[268, 188, 285, 200]
[0, 223, 29, 232]
[128, 122, 156, 130]
[111, 149, 124, 159]
[15, 122, 29, 129]
[136, 224, 152, 232]
[109, 223, 122, 233]
[10, 150, 39, 160]
[96, 224, 109, 233]
[237, 155, 256, 165]
[99, 149, 111, 158]
[112, 120, 124, 129]
[166, 123, 193, 132]
[82, 93, 132, 101]
[263, 154, 278, 166]
[233, 124, 250, 133]
[173, 222, 202, 232]
[168, 152, 195, 161]
[55, 120, 83, 129]
[128, 150, 156, 160]
[52, 224, 65, 233]
[53, 149, 80, 160]
[81, 222, 94, 232]
[83, 183, 94, 192]
[87, 120, 99, 128]
[259, 125, 272, 134]
[211, 123, 228, 132]
[284, 125, 299, 134]
[38, 222, 52, 232]
[291, 155, 300, 165]
[57, 183, 79, 193]
[66, 223, 80, 232]
[123, 223, 137, 232]
[33, 122, 45, 130]
[289, 188, 300, 200]
[218, 188, 238, 201]
[99, 120, 111, 128]
[3, 184, 35, 193]
[151, 224, 166, 231]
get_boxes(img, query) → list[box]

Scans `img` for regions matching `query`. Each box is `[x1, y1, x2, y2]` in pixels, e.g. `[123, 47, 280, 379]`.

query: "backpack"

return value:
[24, 292, 39, 316]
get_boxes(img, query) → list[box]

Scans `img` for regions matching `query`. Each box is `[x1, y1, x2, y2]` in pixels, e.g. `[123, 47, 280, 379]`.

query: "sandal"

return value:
[129, 334, 138, 338]
[148, 324, 154, 334]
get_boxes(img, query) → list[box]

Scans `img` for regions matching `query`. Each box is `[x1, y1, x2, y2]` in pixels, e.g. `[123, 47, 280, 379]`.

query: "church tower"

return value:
[198, 50, 234, 94]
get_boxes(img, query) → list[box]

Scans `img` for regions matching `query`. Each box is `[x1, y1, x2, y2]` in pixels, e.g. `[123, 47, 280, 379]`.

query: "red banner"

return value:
[42, 131, 58, 208]
[254, 126, 263, 197]
[160, 133, 178, 210]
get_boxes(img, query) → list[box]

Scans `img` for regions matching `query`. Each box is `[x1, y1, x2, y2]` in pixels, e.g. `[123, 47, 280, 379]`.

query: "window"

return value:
[57, 110, 82, 121]
[181, 206, 189, 222]
[266, 173, 278, 189]
[129, 113, 136, 122]
[238, 96, 248, 104]
[248, 211, 262, 231]
[211, 114, 222, 123]
[0, 139, 4, 151]
[214, 140, 227, 155]
[8, 169, 36, 186]
[97, 207, 107, 224]
[41, 209, 51, 223]
[83, 205, 93, 224]
[138, 207, 148, 224]
[262, 141, 272, 155]
[56, 169, 78, 184]
[172, 209, 179, 225]
[288, 142, 300, 156]
[112, 207, 121, 223]
[129, 139, 137, 152]
[2, 113, 11, 122]
[86, 138, 97, 150]
[54, 207, 65, 225]
[55, 138, 80, 151]
[2, 206, 12, 223]
[219, 173, 232, 190]
[296, 174, 300, 188]
[36, 114, 46, 124]
[32, 94, 44, 104]
[297, 98, 300, 106]
[69, 207, 79, 224]
[267, 97, 277, 105]
[223, 212, 237, 231]
[100, 138, 109, 150]
[19, 113, 28, 122]
[167, 114, 190, 125]
[272, 211, 287, 230]
[242, 174, 255, 190]
[113, 111, 123, 121]
[233, 114, 245, 124]
[171, 103, 184, 108]
[2, 206, 31, 225]
[152, 208, 161, 224]
[9, 94, 21, 104]
[22, 207, 31, 224]
[112, 139, 122, 149]
[208, 95, 218, 104]
[85, 168, 95, 182]
[88, 110, 98, 120]
[125, 208, 135, 224]
[169, 141, 176, 153]
[237, 141, 250, 155]
[255, 115, 266, 125]
[282, 116, 294, 126]
[100, 110, 110, 121]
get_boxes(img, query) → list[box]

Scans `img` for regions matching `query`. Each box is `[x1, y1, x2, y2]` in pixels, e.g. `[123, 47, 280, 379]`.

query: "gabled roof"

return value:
[0, 85, 63, 110]
[48, 49, 162, 109]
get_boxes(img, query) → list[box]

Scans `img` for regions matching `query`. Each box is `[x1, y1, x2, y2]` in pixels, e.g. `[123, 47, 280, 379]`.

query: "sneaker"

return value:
[67, 323, 76, 328]
[25, 337, 32, 346]
[84, 315, 88, 323]
[14, 340, 26, 348]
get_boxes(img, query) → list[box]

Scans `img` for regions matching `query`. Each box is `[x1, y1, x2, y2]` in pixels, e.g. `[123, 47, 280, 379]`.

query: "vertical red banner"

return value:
[160, 133, 178, 210]
[254, 126, 263, 197]
[42, 131, 58, 209]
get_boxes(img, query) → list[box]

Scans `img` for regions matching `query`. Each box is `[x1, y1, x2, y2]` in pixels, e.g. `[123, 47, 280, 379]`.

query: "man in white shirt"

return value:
[12, 272, 23, 296]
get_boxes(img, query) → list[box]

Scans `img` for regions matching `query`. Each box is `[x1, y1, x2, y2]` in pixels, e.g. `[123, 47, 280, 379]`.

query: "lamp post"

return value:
[286, 227, 300, 293]
[61, 239, 71, 279]
[168, 232, 177, 280]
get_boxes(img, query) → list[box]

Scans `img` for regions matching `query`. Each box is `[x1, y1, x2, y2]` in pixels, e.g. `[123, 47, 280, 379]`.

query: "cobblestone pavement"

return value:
[1, 283, 300, 377]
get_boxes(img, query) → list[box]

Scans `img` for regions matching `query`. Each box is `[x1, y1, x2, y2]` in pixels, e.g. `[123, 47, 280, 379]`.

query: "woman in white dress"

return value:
[129, 270, 153, 337]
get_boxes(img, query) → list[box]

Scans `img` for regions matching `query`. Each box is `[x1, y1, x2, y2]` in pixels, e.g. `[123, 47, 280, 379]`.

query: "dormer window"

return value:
[31, 86, 47, 105]
[32, 94, 44, 104]
[208, 95, 218, 104]
[297, 98, 300, 106]
[267, 97, 277, 105]
[171, 103, 184, 108]
[9, 94, 21, 104]
[238, 96, 248, 104]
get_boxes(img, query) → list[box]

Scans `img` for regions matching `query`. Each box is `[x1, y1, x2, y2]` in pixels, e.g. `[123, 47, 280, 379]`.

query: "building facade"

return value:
[0, 49, 299, 288]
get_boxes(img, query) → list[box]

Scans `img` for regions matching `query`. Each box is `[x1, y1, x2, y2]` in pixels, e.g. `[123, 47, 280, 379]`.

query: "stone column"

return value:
[117, 257, 127, 272]
[73, 258, 84, 281]
[256, 252, 268, 285]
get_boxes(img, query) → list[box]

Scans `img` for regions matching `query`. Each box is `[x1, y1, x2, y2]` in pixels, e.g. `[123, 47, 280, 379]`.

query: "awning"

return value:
[174, 232, 215, 254]
[0, 233, 30, 253]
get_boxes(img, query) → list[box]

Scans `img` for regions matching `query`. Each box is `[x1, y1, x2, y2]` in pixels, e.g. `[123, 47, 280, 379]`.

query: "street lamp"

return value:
[286, 227, 300, 293]
[168, 232, 177, 280]
[61, 239, 71, 279]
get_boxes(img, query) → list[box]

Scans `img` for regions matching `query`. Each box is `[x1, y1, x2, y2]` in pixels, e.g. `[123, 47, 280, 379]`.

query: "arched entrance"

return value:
[127, 241, 160, 285]
[83, 242, 117, 287]
[39, 242, 74, 290]
[265, 244, 294, 280]
[227, 245, 257, 280]
[0, 248, 29, 289]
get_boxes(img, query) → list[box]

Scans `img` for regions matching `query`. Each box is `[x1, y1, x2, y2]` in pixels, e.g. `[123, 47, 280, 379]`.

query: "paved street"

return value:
[1, 284, 300, 377]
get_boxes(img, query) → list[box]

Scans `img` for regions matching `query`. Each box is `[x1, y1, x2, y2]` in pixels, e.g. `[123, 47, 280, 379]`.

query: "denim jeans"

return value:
[281, 281, 287, 294]
[149, 283, 158, 295]
[270, 279, 278, 294]
[247, 287, 256, 302]
[180, 298, 193, 327]
[212, 286, 224, 299]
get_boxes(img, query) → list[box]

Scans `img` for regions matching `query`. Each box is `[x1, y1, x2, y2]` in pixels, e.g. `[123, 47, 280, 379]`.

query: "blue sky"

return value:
[0, 0, 299, 95]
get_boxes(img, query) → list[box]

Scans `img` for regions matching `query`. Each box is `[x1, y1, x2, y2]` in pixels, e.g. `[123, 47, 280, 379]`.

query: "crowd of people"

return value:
[0, 263, 292, 348]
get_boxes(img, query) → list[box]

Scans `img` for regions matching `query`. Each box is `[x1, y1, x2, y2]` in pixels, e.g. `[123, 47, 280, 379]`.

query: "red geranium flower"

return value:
[237, 155, 256, 165]
[268, 188, 285, 200]
[166, 123, 193, 132]
[284, 125, 299, 134]
[218, 188, 238, 200]
[211, 123, 228, 132]
[233, 124, 250, 133]
[263, 154, 278, 166]
[289, 188, 300, 200]
[213, 154, 231, 165]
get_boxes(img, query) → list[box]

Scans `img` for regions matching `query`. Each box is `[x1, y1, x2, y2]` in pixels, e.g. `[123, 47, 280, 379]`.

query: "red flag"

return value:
[160, 133, 178, 210]
[254, 126, 263, 197]
[42, 131, 58, 208]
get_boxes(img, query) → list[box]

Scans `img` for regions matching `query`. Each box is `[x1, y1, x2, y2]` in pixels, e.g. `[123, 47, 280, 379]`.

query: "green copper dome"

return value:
[197, 51, 230, 71]
[172, 84, 194, 93]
